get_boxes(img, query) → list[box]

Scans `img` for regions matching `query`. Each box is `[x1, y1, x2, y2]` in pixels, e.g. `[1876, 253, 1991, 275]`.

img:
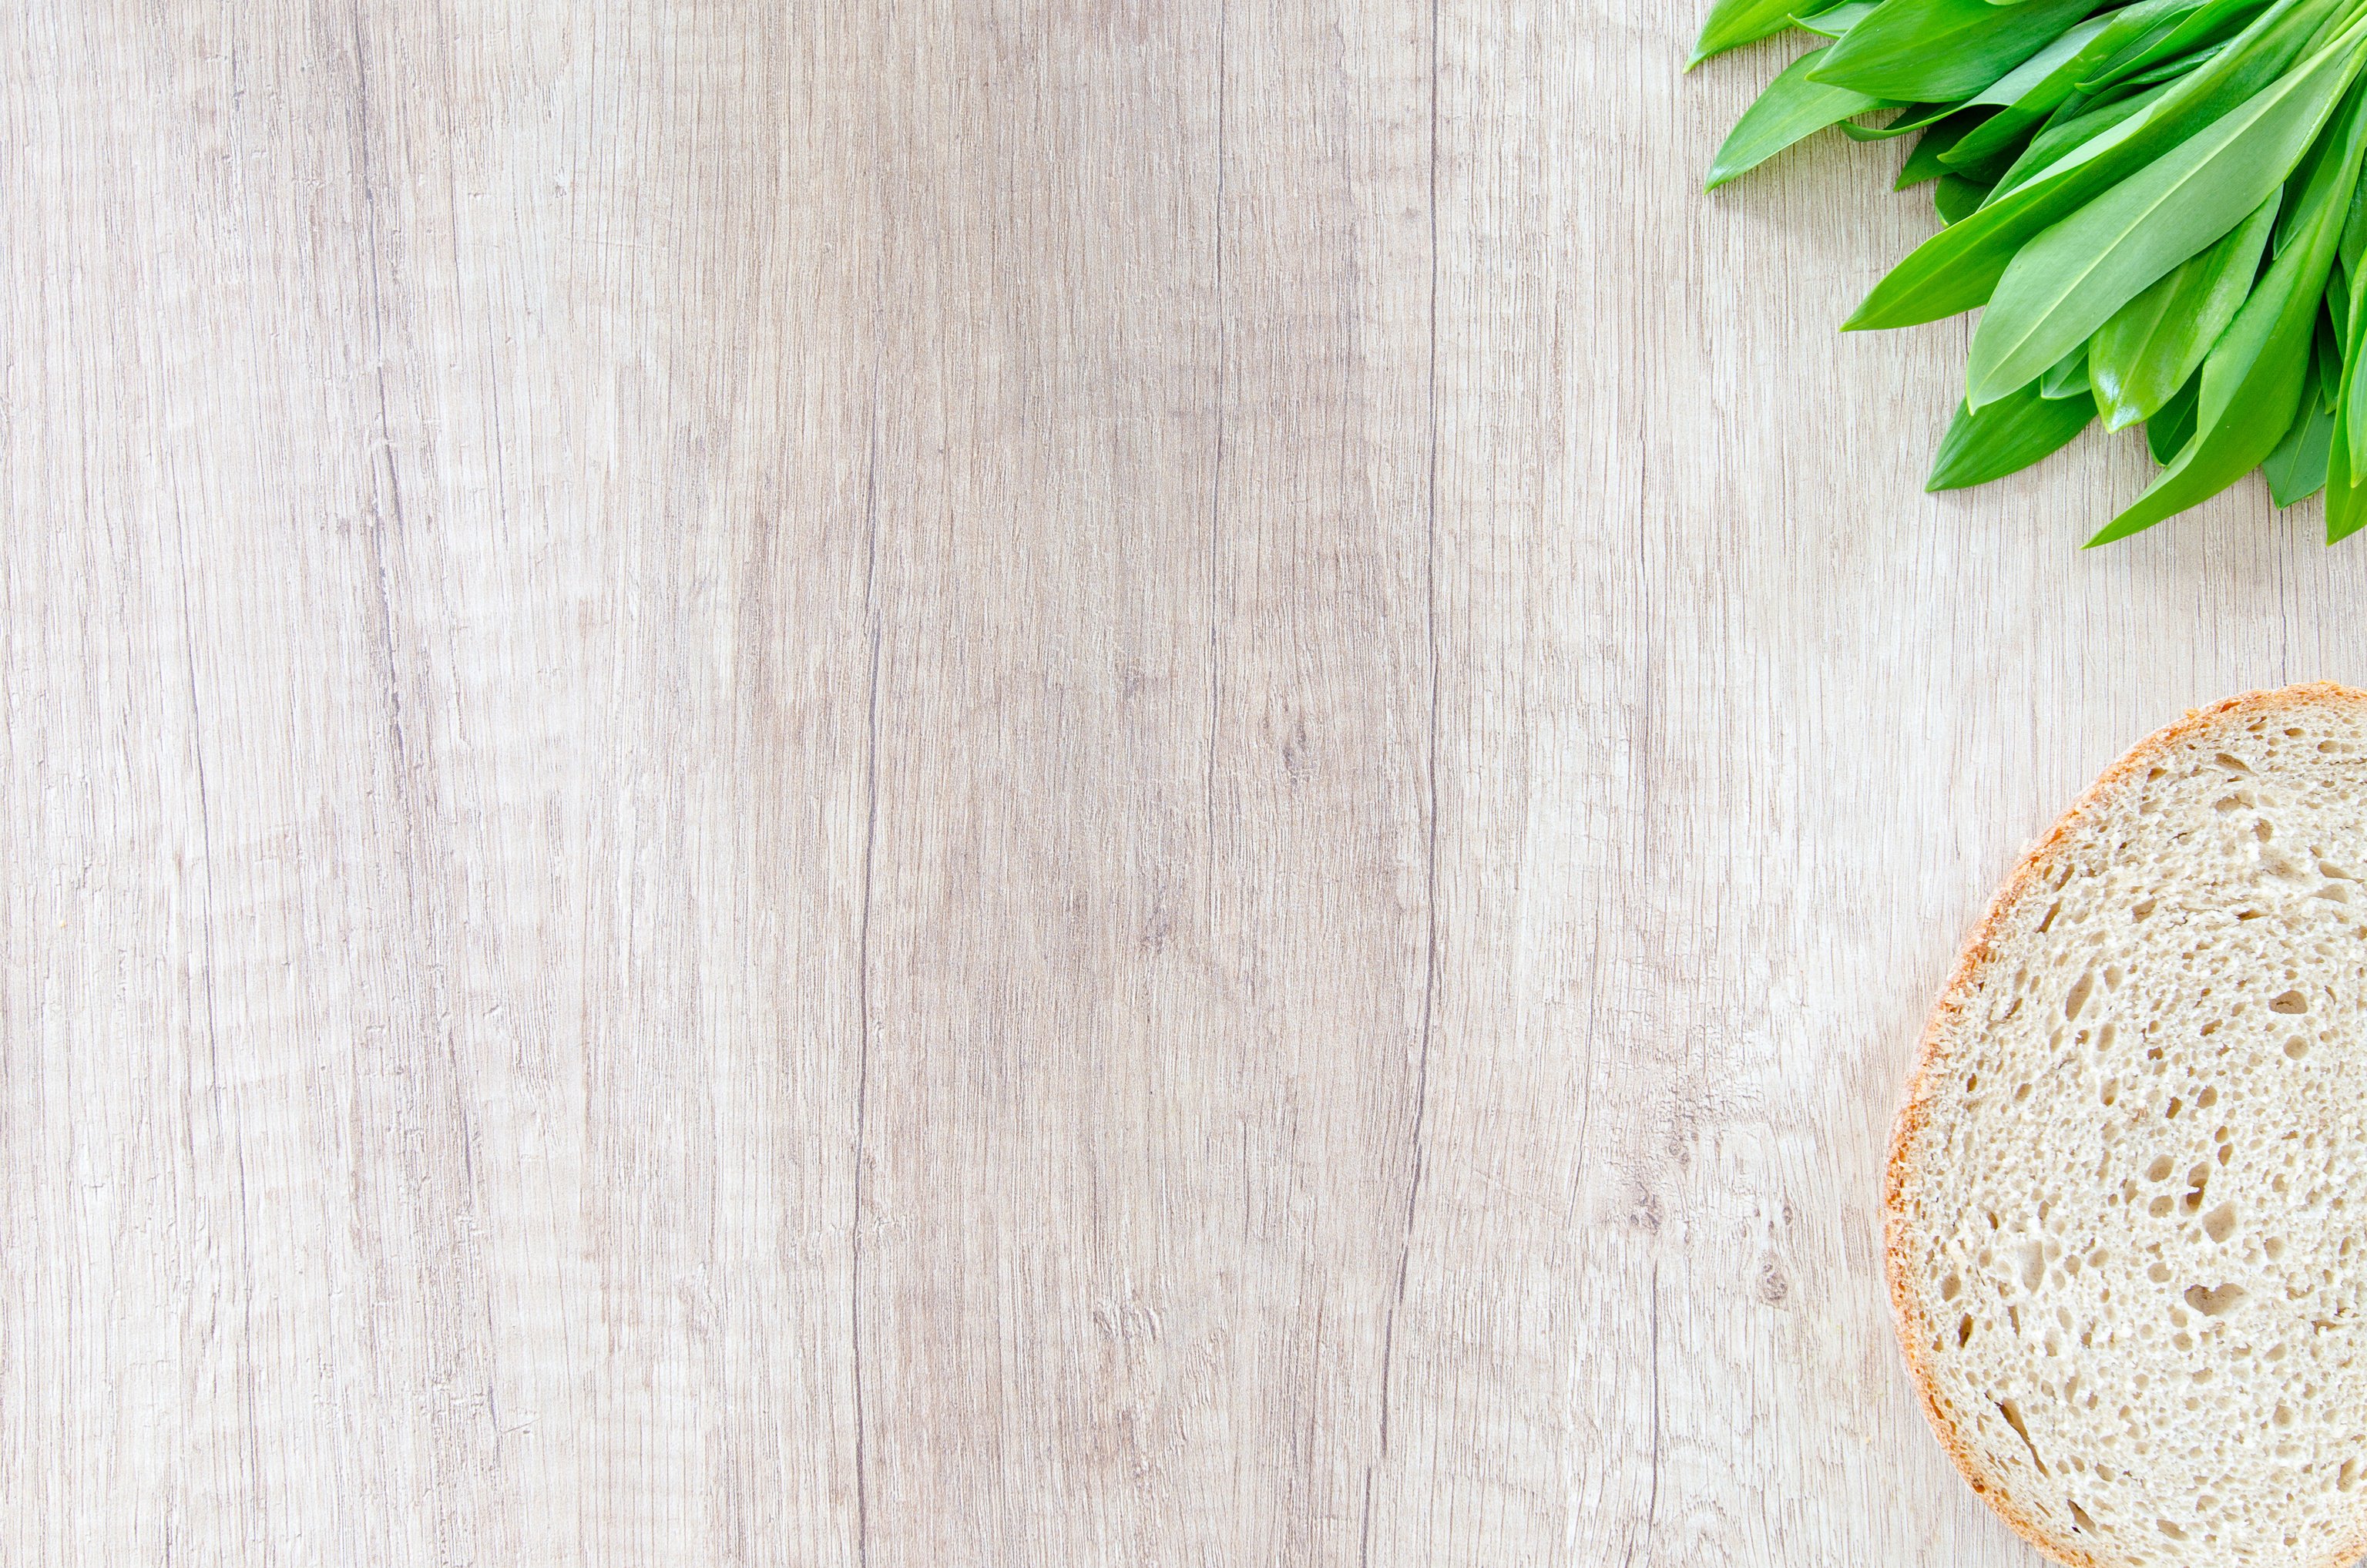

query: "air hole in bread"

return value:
[2184, 1284, 2247, 1318]
[2202, 1203, 2238, 1244]
[2067, 972, 2096, 1019]
[2271, 990, 2309, 1015]
[1998, 1399, 2048, 1474]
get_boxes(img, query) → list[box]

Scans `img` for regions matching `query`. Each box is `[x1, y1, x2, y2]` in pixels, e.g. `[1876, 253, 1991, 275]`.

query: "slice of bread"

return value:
[1888, 683, 2367, 1568]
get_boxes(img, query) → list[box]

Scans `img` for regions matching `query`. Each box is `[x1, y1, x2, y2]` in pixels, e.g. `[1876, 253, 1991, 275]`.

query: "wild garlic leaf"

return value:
[2334, 273, 2367, 474]
[1691, 0, 1852, 66]
[1846, 0, 2346, 329]
[2325, 438, 2367, 538]
[1936, 172, 1996, 220]
[2077, 0, 2274, 92]
[1966, 22, 2367, 409]
[2325, 290, 2367, 537]
[1900, 111, 1994, 183]
[2263, 358, 2335, 502]
[2090, 70, 2367, 543]
[2319, 301, 2345, 406]
[1798, 2, 1885, 36]
[1927, 381, 2098, 489]
[2041, 343, 2094, 395]
[2087, 190, 2278, 428]
[1940, 8, 2172, 171]
[2325, 267, 2367, 535]
[1811, 0, 2107, 101]
[1972, 12, 2123, 106]
[2339, 167, 2367, 271]
[2067, 0, 2218, 92]
[1988, 79, 2177, 196]
[1707, 48, 1902, 186]
[2147, 371, 2204, 461]
[1842, 100, 1970, 137]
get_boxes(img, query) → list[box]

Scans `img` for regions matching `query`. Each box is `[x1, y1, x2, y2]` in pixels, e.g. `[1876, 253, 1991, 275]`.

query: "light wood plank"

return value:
[13, 3, 2367, 1566]
[2, 5, 870, 1561]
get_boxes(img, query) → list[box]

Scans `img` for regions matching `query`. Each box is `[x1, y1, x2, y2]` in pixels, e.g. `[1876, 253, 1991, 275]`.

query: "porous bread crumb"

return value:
[1889, 684, 2367, 1568]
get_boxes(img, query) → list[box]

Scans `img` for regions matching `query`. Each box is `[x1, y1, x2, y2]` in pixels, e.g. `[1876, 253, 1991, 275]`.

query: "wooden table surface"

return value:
[10, 5, 2367, 1564]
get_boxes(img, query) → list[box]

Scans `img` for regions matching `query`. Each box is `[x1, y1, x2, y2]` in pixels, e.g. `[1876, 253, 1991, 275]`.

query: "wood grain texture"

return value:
[8, 3, 2367, 1564]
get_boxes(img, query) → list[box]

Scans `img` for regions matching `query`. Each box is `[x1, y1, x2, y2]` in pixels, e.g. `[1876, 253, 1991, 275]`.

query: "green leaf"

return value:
[1799, 1, 1885, 35]
[2147, 371, 2204, 460]
[2090, 69, 2367, 544]
[1899, 110, 1993, 183]
[1989, 78, 2178, 196]
[1966, 21, 2367, 408]
[1972, 12, 2123, 106]
[1939, 11, 2148, 172]
[1707, 46, 1902, 186]
[1928, 380, 2098, 489]
[2339, 169, 2367, 270]
[2338, 288, 2367, 474]
[1841, 100, 1969, 137]
[2119, 40, 2236, 86]
[1692, 0, 1851, 66]
[2325, 260, 2367, 535]
[2264, 358, 2335, 501]
[1939, 117, 2043, 180]
[1811, 0, 2108, 102]
[1845, 0, 2346, 330]
[2066, 0, 2216, 90]
[2087, 190, 2278, 428]
[2326, 438, 2367, 536]
[2077, 0, 2274, 92]
[2320, 300, 2346, 403]
[1936, 172, 1996, 220]
[2326, 282, 2367, 536]
[2041, 342, 2093, 395]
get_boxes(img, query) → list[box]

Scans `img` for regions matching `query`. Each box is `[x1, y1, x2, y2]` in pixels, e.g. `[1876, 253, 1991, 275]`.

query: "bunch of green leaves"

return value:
[1695, 0, 2367, 543]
